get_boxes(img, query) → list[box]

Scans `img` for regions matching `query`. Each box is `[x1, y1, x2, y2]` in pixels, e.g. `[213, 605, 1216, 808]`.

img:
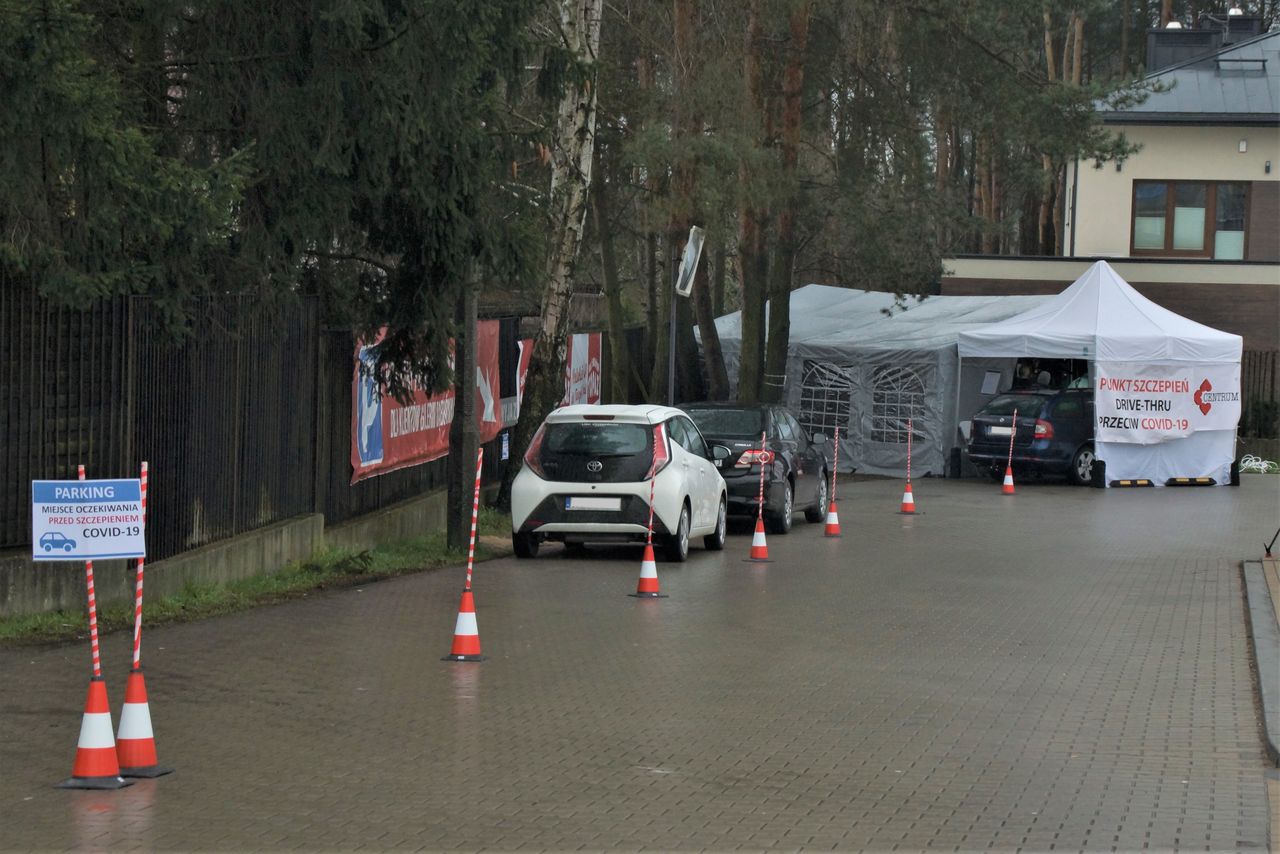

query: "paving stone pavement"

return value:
[0, 476, 1277, 851]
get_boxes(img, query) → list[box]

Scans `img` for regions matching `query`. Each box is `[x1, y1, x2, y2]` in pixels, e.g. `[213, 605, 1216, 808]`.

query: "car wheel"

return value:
[64, 543, 73, 552]
[43, 544, 52, 552]
[664, 503, 690, 562]
[512, 532, 540, 559]
[988, 464, 1005, 483]
[766, 481, 793, 535]
[703, 495, 727, 551]
[804, 475, 828, 523]
[1069, 444, 1096, 486]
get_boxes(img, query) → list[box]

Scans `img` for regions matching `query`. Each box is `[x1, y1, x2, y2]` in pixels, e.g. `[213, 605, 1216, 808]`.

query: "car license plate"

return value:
[565, 496, 621, 511]
[988, 425, 1012, 436]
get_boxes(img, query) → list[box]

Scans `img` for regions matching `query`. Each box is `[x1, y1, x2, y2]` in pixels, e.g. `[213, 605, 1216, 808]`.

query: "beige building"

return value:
[944, 20, 1279, 353]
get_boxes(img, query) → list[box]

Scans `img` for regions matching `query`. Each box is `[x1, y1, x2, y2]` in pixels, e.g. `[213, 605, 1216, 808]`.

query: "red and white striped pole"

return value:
[830, 424, 840, 505]
[900, 417, 917, 514]
[906, 417, 913, 484]
[756, 430, 767, 522]
[746, 430, 772, 561]
[646, 474, 655, 546]
[131, 462, 147, 668]
[445, 447, 485, 661]
[1002, 409, 1018, 494]
[464, 447, 483, 592]
[824, 425, 842, 537]
[78, 465, 103, 679]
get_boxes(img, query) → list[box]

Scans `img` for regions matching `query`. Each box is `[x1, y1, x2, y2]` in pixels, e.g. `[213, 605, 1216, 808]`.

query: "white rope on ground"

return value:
[1240, 454, 1279, 474]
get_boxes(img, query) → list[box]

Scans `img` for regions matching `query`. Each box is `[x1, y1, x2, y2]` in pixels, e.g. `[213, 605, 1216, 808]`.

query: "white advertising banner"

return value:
[1095, 362, 1240, 444]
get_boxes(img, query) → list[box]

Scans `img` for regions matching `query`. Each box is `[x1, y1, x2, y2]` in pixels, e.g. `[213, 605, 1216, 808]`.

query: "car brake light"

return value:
[523, 424, 548, 479]
[646, 423, 670, 479]
[735, 449, 771, 468]
[1034, 419, 1054, 439]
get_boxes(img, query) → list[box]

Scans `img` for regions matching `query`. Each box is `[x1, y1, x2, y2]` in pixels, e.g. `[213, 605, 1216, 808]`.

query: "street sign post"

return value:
[31, 479, 146, 561]
[668, 225, 706, 406]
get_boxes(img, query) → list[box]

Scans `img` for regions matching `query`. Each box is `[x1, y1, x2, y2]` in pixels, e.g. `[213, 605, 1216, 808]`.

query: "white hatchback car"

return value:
[511, 404, 730, 561]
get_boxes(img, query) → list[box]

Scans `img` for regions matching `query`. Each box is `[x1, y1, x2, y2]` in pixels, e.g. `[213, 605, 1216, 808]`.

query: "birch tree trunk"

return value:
[497, 0, 602, 509]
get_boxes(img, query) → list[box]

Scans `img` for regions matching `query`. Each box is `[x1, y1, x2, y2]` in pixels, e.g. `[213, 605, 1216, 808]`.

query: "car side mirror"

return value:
[711, 444, 732, 462]
[811, 432, 828, 445]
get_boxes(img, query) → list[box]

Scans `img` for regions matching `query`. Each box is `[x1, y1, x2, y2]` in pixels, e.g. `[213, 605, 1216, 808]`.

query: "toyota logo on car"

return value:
[586, 460, 603, 472]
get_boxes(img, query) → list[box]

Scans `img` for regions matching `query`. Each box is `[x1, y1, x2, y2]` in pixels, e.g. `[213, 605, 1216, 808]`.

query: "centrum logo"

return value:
[1193, 378, 1239, 415]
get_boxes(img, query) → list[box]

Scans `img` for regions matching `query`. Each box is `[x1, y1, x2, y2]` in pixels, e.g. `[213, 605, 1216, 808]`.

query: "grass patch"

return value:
[0, 508, 513, 646]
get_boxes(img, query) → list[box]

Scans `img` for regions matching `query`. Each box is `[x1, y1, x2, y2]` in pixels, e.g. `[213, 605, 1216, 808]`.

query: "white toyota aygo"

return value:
[511, 405, 730, 561]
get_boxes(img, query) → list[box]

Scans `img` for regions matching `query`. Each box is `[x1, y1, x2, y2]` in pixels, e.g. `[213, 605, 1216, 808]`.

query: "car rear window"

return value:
[980, 394, 1048, 416]
[544, 422, 650, 456]
[685, 408, 763, 438]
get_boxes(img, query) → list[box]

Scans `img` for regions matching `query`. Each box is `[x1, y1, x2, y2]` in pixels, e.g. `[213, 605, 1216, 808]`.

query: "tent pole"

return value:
[952, 352, 963, 478]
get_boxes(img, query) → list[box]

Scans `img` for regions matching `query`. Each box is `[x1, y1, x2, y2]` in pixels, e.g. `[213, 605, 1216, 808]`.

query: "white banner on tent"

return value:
[1095, 362, 1240, 444]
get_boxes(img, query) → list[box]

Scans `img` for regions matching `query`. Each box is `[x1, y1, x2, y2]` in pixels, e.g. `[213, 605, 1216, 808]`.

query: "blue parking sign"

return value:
[31, 479, 146, 561]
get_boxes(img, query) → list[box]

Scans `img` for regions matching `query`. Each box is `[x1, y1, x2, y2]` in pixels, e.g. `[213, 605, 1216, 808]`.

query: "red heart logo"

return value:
[1193, 378, 1212, 415]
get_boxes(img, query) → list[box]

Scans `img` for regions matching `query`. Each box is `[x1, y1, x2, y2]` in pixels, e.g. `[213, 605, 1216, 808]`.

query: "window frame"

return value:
[1129, 180, 1251, 259]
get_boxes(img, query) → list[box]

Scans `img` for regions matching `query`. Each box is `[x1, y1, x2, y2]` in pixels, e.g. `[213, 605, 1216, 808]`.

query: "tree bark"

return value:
[692, 243, 728, 400]
[736, 0, 768, 403]
[447, 284, 478, 549]
[1120, 0, 1131, 77]
[497, 0, 602, 509]
[763, 0, 811, 403]
[591, 174, 629, 404]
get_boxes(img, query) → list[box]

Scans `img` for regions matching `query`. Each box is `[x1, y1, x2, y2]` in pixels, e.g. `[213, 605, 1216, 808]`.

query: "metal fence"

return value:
[2, 286, 524, 561]
[1242, 350, 1279, 438]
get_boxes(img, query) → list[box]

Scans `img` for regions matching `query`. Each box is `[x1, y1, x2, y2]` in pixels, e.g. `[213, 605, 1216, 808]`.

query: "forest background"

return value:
[2, 0, 1273, 500]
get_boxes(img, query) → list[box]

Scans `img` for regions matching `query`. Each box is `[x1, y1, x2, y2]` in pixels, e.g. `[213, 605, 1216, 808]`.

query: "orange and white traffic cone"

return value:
[900, 481, 916, 514]
[442, 588, 485, 661]
[746, 517, 771, 562]
[824, 501, 842, 537]
[115, 668, 173, 778]
[58, 677, 132, 790]
[1002, 466, 1016, 495]
[628, 543, 668, 598]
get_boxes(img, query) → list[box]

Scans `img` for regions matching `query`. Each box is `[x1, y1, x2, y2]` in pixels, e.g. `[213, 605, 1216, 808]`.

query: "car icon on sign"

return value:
[39, 532, 76, 552]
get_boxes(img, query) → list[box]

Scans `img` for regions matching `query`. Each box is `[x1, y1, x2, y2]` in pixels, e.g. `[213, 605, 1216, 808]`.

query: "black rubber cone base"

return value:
[628, 592, 669, 598]
[57, 775, 134, 790]
[441, 654, 486, 662]
[824, 533, 842, 538]
[743, 557, 773, 563]
[119, 764, 174, 779]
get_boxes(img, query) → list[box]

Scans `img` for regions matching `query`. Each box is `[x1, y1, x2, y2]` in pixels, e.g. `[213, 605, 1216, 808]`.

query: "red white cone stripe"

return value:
[76, 712, 116, 750]
[751, 528, 767, 547]
[117, 703, 155, 741]
[639, 559, 658, 579]
[1002, 469, 1015, 493]
[453, 610, 479, 637]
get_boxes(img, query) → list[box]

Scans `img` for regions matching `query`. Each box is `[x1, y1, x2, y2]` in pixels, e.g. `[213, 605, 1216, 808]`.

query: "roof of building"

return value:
[1101, 29, 1280, 124]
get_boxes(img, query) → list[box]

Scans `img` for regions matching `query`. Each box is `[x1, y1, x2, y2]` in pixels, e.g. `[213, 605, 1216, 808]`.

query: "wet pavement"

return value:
[1, 476, 1277, 851]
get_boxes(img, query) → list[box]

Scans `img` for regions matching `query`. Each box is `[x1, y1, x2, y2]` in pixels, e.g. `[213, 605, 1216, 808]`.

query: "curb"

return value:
[1242, 560, 1280, 767]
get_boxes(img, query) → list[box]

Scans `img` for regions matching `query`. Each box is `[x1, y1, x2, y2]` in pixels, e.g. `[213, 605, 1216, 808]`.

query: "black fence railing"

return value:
[2, 286, 530, 561]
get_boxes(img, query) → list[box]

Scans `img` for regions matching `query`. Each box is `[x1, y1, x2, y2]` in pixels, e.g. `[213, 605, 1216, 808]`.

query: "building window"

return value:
[1131, 181, 1249, 259]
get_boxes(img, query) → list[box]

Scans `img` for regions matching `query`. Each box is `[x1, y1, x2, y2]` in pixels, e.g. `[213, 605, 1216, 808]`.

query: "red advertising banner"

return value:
[351, 321, 503, 483]
[475, 320, 502, 444]
[562, 332, 602, 406]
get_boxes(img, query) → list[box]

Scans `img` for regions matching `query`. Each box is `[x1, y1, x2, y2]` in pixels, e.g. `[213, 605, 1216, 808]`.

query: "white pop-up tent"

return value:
[711, 286, 1048, 476]
[957, 260, 1243, 485]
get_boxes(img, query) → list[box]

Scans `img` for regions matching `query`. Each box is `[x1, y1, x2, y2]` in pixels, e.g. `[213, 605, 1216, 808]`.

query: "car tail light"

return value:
[1034, 419, 1054, 439]
[523, 423, 548, 479]
[735, 449, 771, 468]
[646, 423, 670, 480]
